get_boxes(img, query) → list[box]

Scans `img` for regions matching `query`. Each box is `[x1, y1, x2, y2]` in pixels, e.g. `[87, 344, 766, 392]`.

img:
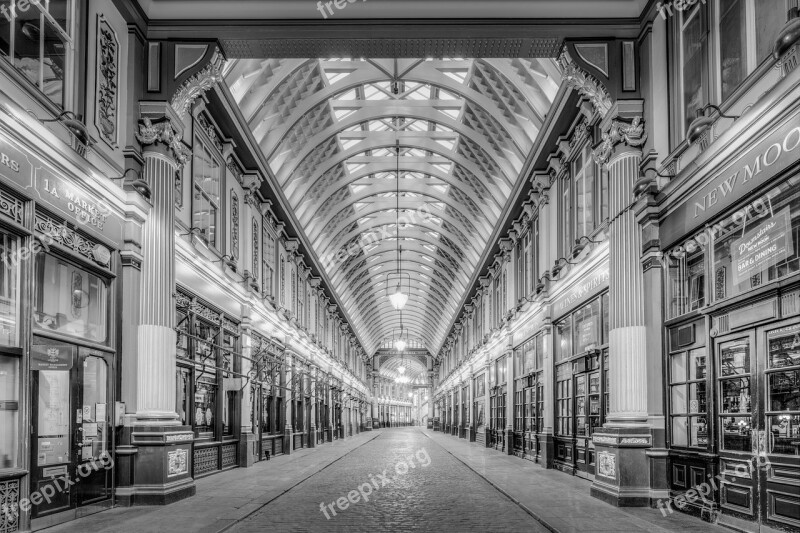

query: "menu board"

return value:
[732, 207, 794, 286]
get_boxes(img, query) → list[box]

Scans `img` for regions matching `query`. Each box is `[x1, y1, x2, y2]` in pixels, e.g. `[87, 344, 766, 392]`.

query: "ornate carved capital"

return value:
[557, 46, 613, 119]
[135, 116, 192, 166]
[171, 47, 226, 120]
[592, 116, 647, 165]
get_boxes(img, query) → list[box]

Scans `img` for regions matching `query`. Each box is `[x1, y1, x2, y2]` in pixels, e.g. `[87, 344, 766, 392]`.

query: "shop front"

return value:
[660, 100, 800, 532]
[0, 121, 127, 531]
[248, 332, 285, 460]
[488, 355, 507, 451]
[473, 372, 486, 446]
[175, 290, 241, 478]
[511, 317, 545, 462]
[551, 265, 610, 480]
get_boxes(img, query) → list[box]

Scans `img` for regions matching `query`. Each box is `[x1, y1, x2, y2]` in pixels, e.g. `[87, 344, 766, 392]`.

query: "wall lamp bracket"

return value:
[110, 168, 151, 200]
[686, 104, 741, 146]
[214, 254, 238, 270]
[41, 111, 96, 148]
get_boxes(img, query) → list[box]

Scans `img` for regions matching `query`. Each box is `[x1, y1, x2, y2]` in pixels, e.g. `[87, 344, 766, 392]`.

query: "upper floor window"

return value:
[192, 134, 222, 247]
[0, 0, 73, 107]
[675, 1, 787, 141]
[573, 144, 596, 241]
[262, 225, 275, 298]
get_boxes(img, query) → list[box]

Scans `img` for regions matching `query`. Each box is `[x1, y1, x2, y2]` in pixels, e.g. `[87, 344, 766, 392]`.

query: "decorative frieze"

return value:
[171, 47, 225, 120]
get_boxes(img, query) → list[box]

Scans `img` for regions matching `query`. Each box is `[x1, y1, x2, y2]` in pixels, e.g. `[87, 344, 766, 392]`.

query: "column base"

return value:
[484, 431, 492, 448]
[590, 426, 653, 507]
[326, 427, 333, 442]
[308, 425, 316, 448]
[505, 428, 515, 455]
[116, 425, 196, 507]
[538, 433, 554, 468]
[238, 431, 258, 467]
[284, 426, 293, 455]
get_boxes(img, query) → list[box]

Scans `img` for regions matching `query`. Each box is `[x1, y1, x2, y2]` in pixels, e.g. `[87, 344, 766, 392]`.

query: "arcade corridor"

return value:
[0, 1, 799, 532]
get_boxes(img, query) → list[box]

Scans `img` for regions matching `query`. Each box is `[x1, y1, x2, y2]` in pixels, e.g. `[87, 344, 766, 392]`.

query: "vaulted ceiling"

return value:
[224, 57, 562, 357]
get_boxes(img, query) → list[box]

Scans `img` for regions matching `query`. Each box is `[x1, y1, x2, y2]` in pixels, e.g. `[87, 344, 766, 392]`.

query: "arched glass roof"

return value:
[224, 57, 562, 357]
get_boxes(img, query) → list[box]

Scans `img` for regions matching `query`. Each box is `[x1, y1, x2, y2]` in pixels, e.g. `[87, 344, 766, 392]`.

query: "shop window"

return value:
[0, 0, 73, 107]
[0, 353, 19, 468]
[718, 339, 752, 452]
[667, 247, 706, 318]
[192, 136, 221, 248]
[194, 375, 217, 439]
[176, 367, 190, 426]
[713, 177, 800, 300]
[496, 355, 506, 384]
[0, 231, 21, 346]
[766, 324, 800, 455]
[523, 338, 535, 376]
[536, 376, 544, 433]
[669, 348, 708, 448]
[34, 252, 109, 343]
[555, 317, 573, 362]
[573, 298, 601, 354]
[556, 364, 572, 436]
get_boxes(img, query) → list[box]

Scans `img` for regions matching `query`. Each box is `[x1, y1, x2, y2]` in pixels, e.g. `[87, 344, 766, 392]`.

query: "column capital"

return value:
[136, 102, 191, 166]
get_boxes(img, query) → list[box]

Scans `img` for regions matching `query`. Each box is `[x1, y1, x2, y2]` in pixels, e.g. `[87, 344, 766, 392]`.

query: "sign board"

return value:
[32, 344, 75, 371]
[662, 111, 800, 247]
[731, 207, 794, 286]
[0, 133, 33, 188]
[552, 266, 609, 317]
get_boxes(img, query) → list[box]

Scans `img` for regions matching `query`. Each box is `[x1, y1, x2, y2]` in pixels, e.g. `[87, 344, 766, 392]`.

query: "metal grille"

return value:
[221, 444, 237, 468]
[193, 446, 219, 476]
[0, 479, 20, 533]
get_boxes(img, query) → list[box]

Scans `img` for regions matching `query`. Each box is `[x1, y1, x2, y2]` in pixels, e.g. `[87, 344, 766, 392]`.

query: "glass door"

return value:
[758, 320, 800, 531]
[30, 340, 112, 520]
[716, 331, 759, 522]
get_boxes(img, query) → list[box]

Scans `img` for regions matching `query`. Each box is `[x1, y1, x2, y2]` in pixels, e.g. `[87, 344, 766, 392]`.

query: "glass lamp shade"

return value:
[389, 288, 408, 310]
[395, 339, 407, 352]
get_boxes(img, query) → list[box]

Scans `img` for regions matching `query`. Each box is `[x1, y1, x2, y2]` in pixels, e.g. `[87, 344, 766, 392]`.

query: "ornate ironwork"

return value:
[95, 15, 119, 146]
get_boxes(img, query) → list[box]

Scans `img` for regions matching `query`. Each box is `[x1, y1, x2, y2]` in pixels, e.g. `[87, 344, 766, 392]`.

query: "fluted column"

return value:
[597, 113, 648, 426]
[483, 362, 491, 448]
[505, 345, 515, 455]
[284, 353, 293, 454]
[309, 367, 317, 448]
[133, 106, 190, 423]
[590, 102, 652, 506]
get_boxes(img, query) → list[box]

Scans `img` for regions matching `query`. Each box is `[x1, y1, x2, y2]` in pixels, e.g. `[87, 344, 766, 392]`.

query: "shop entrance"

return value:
[30, 338, 113, 522]
[715, 319, 800, 531]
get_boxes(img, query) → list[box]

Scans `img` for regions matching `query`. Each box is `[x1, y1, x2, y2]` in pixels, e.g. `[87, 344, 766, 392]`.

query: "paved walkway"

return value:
[422, 429, 733, 533]
[42, 431, 380, 533]
[231, 427, 547, 532]
[41, 428, 738, 533]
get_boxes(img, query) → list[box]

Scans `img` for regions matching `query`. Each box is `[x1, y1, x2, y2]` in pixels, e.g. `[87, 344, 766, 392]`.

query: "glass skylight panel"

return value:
[334, 108, 357, 121]
[435, 138, 455, 150]
[442, 69, 468, 83]
[326, 70, 353, 84]
[341, 138, 360, 149]
[439, 108, 461, 120]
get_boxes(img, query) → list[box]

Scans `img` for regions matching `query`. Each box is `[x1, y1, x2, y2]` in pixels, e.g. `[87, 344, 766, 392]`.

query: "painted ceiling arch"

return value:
[224, 56, 562, 357]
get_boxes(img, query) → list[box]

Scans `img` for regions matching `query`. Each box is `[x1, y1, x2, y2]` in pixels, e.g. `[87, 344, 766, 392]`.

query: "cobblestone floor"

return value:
[230, 428, 547, 533]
